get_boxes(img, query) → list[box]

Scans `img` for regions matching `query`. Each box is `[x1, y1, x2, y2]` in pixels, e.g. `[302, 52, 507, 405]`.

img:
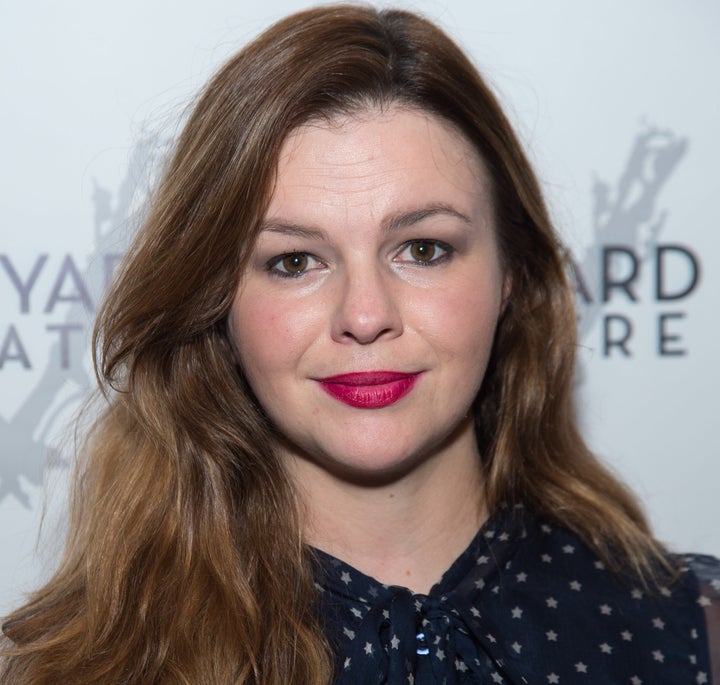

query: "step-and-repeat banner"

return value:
[1, 1, 718, 613]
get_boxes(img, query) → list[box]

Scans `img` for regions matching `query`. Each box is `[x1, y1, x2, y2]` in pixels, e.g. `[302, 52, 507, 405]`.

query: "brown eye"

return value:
[267, 252, 324, 279]
[410, 241, 437, 262]
[281, 253, 308, 274]
[394, 240, 451, 267]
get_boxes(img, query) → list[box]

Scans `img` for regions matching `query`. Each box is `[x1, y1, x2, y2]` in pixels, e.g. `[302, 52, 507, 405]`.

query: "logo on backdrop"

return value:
[0, 127, 704, 505]
[0, 135, 166, 506]
[570, 126, 700, 357]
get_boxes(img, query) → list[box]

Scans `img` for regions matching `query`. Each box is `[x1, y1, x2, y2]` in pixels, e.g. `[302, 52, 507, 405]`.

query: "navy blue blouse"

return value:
[314, 504, 720, 684]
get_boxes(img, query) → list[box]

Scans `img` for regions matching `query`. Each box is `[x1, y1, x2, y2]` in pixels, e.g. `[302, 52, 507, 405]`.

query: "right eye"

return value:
[266, 252, 324, 278]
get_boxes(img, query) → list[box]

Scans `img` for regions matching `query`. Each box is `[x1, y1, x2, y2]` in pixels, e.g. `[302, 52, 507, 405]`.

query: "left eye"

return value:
[394, 240, 451, 265]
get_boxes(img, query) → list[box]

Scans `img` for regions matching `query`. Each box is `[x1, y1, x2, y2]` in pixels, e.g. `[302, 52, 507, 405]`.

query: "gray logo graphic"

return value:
[0, 134, 166, 506]
[572, 126, 688, 343]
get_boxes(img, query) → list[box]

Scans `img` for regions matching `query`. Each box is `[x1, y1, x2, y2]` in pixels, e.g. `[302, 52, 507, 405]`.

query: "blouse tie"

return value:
[333, 585, 509, 684]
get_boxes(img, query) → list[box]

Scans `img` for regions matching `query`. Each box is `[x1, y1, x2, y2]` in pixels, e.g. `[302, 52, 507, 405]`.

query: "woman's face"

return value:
[230, 106, 507, 481]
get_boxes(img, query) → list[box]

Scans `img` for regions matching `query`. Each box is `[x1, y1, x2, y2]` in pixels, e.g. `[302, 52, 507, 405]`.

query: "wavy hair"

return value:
[1, 5, 665, 683]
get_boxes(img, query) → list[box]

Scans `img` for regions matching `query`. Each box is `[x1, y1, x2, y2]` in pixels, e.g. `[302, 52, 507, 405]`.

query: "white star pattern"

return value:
[317, 513, 720, 684]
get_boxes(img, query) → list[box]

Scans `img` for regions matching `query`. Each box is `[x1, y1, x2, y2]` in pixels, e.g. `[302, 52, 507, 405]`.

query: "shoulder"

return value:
[682, 553, 720, 591]
[679, 553, 720, 684]
[508, 515, 717, 682]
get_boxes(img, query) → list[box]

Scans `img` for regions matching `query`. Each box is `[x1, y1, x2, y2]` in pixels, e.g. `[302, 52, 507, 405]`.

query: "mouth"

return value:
[315, 371, 422, 409]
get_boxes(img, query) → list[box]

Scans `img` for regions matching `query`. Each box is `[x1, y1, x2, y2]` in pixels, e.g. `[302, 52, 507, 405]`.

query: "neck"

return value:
[285, 421, 486, 594]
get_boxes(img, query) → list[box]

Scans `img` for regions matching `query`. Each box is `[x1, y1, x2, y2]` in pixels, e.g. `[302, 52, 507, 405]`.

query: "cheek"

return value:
[419, 275, 503, 355]
[229, 290, 322, 379]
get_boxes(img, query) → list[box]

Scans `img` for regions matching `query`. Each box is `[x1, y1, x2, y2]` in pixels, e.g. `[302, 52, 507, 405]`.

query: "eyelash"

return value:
[265, 239, 453, 279]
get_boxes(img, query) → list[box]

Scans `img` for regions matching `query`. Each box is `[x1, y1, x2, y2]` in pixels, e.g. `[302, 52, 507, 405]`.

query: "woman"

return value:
[2, 4, 717, 684]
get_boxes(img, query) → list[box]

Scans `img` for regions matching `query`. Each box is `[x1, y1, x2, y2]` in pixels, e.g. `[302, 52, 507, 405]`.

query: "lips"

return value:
[316, 371, 421, 409]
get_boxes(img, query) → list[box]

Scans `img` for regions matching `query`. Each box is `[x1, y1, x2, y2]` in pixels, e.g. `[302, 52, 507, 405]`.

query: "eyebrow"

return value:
[259, 222, 326, 240]
[260, 203, 471, 239]
[382, 204, 471, 233]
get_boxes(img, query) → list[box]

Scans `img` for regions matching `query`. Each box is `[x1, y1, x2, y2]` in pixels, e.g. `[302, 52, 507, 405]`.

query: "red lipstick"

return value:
[316, 371, 420, 409]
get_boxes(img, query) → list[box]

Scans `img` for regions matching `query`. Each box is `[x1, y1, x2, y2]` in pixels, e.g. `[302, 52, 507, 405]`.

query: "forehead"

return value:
[267, 106, 493, 215]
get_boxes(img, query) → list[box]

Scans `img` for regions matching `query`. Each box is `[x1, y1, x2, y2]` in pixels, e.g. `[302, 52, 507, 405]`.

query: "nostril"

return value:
[342, 327, 395, 345]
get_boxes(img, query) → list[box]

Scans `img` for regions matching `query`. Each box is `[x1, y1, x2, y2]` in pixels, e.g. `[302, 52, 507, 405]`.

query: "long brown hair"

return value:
[1, 5, 665, 683]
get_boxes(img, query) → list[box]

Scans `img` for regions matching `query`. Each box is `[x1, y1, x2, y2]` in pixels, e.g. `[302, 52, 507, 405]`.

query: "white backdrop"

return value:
[1, 0, 718, 615]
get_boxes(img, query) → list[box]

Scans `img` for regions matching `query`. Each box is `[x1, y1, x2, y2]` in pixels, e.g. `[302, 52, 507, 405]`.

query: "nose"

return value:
[330, 264, 403, 345]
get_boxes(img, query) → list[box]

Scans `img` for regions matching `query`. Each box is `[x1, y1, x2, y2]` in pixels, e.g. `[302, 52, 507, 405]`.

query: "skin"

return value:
[230, 106, 508, 593]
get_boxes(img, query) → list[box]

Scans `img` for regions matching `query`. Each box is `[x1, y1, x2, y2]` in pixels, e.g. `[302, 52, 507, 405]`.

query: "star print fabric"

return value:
[314, 505, 720, 684]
